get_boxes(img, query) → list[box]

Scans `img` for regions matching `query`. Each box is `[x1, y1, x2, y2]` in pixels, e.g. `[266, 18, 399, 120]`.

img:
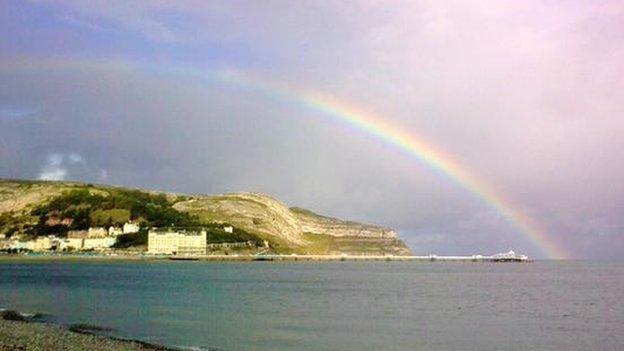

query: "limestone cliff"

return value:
[173, 193, 306, 246]
[173, 195, 411, 255]
[291, 207, 397, 239]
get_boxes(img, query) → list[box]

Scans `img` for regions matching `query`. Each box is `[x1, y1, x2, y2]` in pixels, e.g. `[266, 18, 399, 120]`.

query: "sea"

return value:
[0, 260, 623, 351]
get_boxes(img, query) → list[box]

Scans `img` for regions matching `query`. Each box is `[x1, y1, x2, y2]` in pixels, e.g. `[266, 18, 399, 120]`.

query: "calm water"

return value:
[0, 260, 623, 351]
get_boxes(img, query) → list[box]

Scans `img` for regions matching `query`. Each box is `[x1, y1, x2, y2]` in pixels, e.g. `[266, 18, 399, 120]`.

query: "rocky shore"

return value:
[0, 312, 175, 351]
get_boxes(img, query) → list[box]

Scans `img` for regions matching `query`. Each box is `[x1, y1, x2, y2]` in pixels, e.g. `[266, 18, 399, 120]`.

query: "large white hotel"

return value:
[147, 228, 207, 255]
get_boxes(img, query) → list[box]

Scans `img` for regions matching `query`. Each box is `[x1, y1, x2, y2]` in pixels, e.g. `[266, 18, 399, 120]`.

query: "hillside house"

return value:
[87, 227, 108, 238]
[108, 226, 123, 236]
[123, 222, 140, 234]
[45, 217, 73, 227]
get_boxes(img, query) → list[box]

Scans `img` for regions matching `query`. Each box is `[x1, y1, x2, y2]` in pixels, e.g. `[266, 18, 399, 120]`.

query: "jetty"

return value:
[159, 250, 532, 262]
[249, 250, 530, 262]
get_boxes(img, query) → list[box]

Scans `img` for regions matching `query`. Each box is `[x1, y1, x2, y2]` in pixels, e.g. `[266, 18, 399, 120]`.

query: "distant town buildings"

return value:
[1, 221, 141, 253]
[0, 221, 254, 256]
[147, 229, 207, 255]
[2, 236, 58, 252]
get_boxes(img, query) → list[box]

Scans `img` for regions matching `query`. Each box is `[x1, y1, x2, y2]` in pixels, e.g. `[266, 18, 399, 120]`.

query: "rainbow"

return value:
[214, 69, 568, 259]
[1, 59, 568, 258]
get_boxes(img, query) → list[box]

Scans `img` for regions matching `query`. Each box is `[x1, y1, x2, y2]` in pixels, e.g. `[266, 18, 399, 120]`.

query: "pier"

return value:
[165, 250, 531, 262]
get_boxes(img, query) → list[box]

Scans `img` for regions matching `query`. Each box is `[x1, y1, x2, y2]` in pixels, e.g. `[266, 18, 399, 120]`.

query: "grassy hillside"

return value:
[0, 179, 411, 255]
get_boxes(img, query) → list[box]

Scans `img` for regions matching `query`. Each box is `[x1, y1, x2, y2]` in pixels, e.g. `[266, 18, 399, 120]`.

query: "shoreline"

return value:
[0, 253, 160, 262]
[0, 318, 179, 351]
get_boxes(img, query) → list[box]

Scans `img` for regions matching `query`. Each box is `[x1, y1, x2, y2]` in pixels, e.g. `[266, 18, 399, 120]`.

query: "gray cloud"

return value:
[38, 153, 67, 181]
[36, 152, 85, 181]
[2, 1, 624, 258]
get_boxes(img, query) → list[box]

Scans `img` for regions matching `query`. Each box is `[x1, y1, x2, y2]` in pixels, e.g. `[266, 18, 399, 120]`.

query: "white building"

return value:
[33, 236, 55, 252]
[83, 237, 116, 250]
[68, 230, 88, 239]
[108, 226, 123, 236]
[148, 229, 206, 255]
[224, 226, 234, 233]
[9, 240, 35, 251]
[123, 222, 140, 234]
[58, 238, 84, 251]
[491, 250, 529, 261]
[87, 227, 108, 238]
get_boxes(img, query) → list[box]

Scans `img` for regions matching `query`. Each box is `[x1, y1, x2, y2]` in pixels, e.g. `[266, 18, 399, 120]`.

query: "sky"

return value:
[1, 1, 623, 258]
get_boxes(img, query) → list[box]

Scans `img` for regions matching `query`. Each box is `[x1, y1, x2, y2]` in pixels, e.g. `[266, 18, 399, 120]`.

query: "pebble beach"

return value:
[0, 319, 172, 351]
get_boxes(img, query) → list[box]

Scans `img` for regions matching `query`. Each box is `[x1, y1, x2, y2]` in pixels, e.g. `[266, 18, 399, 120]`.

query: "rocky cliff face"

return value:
[291, 207, 397, 239]
[174, 194, 411, 255]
